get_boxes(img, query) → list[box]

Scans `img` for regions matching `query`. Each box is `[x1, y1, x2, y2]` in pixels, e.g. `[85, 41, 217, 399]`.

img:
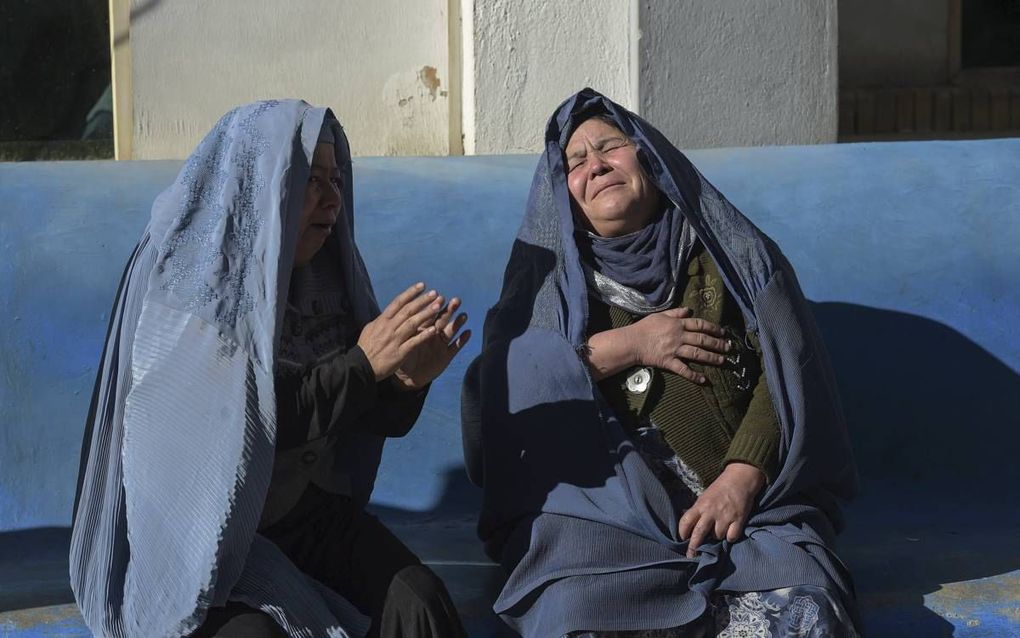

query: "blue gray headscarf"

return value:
[570, 113, 696, 313]
[577, 204, 696, 313]
[70, 100, 379, 637]
[464, 89, 858, 636]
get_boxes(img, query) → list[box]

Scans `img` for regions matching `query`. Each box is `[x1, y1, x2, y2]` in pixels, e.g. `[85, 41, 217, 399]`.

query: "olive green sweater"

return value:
[587, 243, 780, 486]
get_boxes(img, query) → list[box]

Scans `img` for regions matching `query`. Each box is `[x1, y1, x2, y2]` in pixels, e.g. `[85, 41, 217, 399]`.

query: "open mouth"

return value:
[311, 223, 334, 233]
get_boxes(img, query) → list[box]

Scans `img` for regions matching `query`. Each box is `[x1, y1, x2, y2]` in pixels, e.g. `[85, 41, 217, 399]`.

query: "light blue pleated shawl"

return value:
[70, 100, 381, 638]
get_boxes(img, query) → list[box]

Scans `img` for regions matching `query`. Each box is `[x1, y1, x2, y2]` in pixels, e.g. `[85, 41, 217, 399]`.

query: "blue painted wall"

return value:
[1, 140, 1019, 530]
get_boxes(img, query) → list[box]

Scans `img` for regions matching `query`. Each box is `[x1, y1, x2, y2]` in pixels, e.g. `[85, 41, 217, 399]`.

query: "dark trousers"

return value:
[190, 484, 466, 638]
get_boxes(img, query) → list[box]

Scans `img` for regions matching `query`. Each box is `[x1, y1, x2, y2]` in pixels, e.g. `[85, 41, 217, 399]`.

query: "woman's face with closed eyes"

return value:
[294, 143, 344, 267]
[564, 117, 660, 238]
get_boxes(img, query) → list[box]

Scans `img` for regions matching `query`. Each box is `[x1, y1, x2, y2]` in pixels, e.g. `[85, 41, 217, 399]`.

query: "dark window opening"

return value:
[962, 0, 1020, 68]
[0, 0, 113, 161]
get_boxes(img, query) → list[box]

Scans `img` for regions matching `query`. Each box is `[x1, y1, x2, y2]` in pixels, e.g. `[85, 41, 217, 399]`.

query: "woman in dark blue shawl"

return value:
[463, 89, 859, 636]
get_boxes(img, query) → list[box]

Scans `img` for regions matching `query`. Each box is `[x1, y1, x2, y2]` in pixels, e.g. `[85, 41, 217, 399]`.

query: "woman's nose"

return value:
[322, 181, 341, 207]
[587, 150, 611, 177]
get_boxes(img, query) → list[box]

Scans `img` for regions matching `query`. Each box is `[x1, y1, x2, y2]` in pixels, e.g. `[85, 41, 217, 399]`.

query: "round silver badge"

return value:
[626, 367, 652, 393]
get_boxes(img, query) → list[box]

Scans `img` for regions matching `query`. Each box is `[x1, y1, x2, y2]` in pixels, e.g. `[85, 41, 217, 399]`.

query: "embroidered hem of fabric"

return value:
[564, 585, 859, 638]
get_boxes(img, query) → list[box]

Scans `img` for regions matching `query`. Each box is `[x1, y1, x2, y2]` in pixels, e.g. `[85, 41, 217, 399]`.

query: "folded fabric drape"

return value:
[464, 88, 859, 637]
[71, 100, 383, 638]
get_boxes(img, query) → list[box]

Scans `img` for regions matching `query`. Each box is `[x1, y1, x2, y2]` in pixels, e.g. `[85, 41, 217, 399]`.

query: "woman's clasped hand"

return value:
[356, 282, 471, 390]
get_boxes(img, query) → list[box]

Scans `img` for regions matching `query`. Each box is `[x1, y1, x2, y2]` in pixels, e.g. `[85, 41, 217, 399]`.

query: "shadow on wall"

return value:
[813, 301, 1020, 637]
[812, 301, 1020, 487]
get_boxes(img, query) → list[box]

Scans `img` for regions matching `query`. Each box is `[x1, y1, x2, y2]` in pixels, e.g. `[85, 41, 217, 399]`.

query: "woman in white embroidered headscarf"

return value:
[70, 100, 469, 638]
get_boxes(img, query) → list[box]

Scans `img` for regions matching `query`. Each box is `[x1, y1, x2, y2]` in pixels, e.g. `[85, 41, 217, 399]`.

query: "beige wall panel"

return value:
[128, 0, 451, 158]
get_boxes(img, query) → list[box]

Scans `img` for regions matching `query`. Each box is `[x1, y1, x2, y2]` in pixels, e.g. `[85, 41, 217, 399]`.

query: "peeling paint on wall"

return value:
[418, 66, 442, 100]
[383, 68, 449, 155]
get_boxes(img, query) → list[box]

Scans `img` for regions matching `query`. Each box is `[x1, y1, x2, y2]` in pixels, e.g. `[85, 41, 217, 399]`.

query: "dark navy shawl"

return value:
[464, 89, 858, 636]
[576, 204, 687, 309]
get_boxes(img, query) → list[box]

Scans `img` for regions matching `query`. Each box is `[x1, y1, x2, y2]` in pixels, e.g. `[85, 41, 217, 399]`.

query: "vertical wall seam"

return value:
[459, 0, 475, 155]
[109, 0, 133, 160]
[629, 0, 641, 114]
[829, 0, 839, 142]
[447, 0, 464, 155]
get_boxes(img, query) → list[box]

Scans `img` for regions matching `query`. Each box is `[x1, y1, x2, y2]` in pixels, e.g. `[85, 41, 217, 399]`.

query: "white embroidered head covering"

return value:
[70, 100, 378, 637]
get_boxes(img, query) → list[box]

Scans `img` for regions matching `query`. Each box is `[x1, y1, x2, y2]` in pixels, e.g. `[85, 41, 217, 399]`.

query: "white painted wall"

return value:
[639, 0, 838, 148]
[467, 0, 836, 153]
[468, 0, 635, 154]
[128, 0, 452, 158]
[839, 0, 950, 88]
[125, 0, 839, 157]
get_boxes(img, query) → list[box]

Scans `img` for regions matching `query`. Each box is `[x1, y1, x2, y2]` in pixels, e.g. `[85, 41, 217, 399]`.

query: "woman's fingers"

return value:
[450, 328, 472, 352]
[382, 282, 427, 318]
[676, 344, 726, 366]
[714, 517, 730, 541]
[678, 508, 698, 541]
[687, 516, 714, 559]
[396, 289, 440, 323]
[683, 510, 738, 557]
[398, 294, 445, 338]
[662, 358, 707, 384]
[444, 312, 469, 343]
[435, 298, 461, 335]
[681, 487, 752, 558]
[373, 286, 471, 387]
[679, 317, 726, 339]
[680, 326, 729, 353]
[400, 324, 438, 355]
[662, 307, 693, 319]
